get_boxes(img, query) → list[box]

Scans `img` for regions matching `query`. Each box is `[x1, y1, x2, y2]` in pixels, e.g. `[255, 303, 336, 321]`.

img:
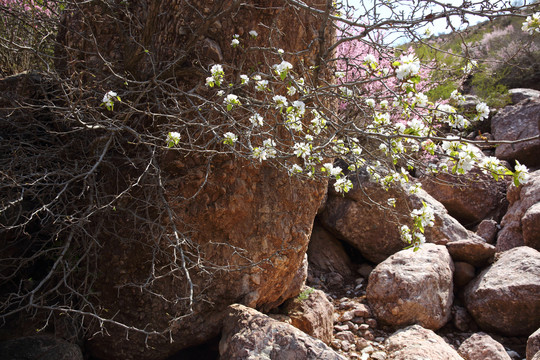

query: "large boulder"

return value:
[307, 221, 353, 278]
[319, 172, 477, 263]
[57, 1, 333, 359]
[366, 244, 454, 330]
[446, 238, 496, 267]
[219, 304, 346, 360]
[497, 170, 540, 252]
[508, 88, 540, 104]
[464, 246, 540, 336]
[281, 286, 334, 345]
[420, 168, 507, 226]
[523, 203, 540, 251]
[491, 97, 540, 168]
[384, 325, 463, 360]
[0, 336, 83, 360]
[458, 332, 512, 360]
[528, 328, 540, 360]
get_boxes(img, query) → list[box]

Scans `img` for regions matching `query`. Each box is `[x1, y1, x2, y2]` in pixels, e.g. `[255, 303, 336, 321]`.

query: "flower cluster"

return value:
[273, 60, 293, 80]
[224, 94, 241, 111]
[206, 64, 224, 87]
[252, 139, 277, 161]
[102, 91, 119, 111]
[522, 13, 540, 35]
[166, 131, 181, 148]
[395, 54, 421, 80]
[231, 34, 240, 48]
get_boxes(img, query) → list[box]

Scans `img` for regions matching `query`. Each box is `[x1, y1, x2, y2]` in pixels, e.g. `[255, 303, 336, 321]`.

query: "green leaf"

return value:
[227, 104, 233, 111]
[280, 71, 287, 81]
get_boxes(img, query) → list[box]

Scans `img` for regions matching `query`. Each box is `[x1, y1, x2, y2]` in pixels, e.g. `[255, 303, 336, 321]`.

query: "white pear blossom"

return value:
[273, 61, 293, 78]
[335, 71, 346, 78]
[364, 54, 378, 69]
[252, 139, 277, 161]
[290, 164, 303, 174]
[249, 113, 264, 127]
[240, 74, 249, 85]
[292, 100, 306, 115]
[102, 90, 118, 110]
[323, 162, 343, 177]
[272, 95, 288, 109]
[522, 13, 540, 35]
[277, 48, 284, 54]
[249, 30, 258, 38]
[222, 132, 238, 145]
[396, 54, 420, 80]
[365, 98, 376, 108]
[166, 131, 181, 148]
[476, 102, 490, 121]
[255, 79, 268, 92]
[293, 142, 311, 159]
[224, 94, 241, 110]
[334, 177, 353, 194]
[514, 161, 530, 186]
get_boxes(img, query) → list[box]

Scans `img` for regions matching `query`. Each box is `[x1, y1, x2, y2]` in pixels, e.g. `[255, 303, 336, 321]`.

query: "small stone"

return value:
[371, 351, 387, 360]
[359, 324, 370, 330]
[341, 340, 351, 352]
[352, 316, 364, 324]
[354, 304, 372, 318]
[362, 329, 375, 341]
[334, 324, 349, 332]
[335, 331, 355, 342]
[361, 345, 375, 354]
[366, 318, 377, 328]
[331, 339, 341, 349]
[375, 337, 386, 343]
[356, 338, 370, 350]
[340, 310, 355, 322]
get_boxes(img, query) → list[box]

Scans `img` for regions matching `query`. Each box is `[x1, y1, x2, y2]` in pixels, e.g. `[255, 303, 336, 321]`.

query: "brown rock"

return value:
[384, 325, 463, 360]
[458, 332, 512, 360]
[319, 173, 475, 263]
[454, 261, 476, 288]
[53, 1, 335, 359]
[464, 246, 540, 336]
[366, 244, 454, 330]
[307, 221, 353, 277]
[0, 336, 83, 360]
[476, 219, 499, 244]
[492, 98, 540, 167]
[497, 170, 540, 252]
[452, 305, 476, 332]
[528, 328, 540, 360]
[446, 238, 496, 267]
[523, 203, 540, 251]
[282, 287, 334, 345]
[420, 167, 507, 226]
[219, 304, 346, 360]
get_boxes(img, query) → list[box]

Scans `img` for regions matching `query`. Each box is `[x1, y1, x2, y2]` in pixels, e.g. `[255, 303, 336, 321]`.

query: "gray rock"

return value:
[492, 98, 540, 168]
[508, 88, 540, 104]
